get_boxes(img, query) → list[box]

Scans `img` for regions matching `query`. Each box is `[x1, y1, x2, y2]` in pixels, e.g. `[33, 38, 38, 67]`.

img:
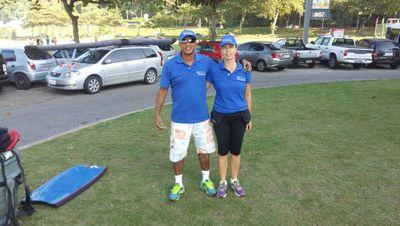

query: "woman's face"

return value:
[220, 44, 237, 61]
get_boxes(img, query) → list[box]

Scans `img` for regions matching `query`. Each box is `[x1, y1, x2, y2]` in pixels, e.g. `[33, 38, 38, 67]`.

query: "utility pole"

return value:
[303, 0, 313, 43]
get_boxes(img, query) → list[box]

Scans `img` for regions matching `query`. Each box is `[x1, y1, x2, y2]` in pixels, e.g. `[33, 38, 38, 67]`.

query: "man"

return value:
[155, 30, 250, 201]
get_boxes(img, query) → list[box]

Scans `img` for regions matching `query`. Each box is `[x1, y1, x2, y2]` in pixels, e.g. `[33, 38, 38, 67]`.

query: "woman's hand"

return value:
[246, 121, 252, 131]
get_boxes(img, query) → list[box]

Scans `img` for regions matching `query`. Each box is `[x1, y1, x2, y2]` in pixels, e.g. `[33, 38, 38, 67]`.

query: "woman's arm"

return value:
[245, 84, 252, 130]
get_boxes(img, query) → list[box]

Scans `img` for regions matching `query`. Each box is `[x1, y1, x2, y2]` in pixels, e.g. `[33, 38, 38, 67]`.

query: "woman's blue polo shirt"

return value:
[207, 62, 251, 113]
[160, 53, 215, 123]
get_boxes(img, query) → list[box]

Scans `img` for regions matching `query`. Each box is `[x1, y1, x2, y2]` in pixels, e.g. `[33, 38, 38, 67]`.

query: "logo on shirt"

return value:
[236, 76, 246, 82]
[196, 71, 206, 76]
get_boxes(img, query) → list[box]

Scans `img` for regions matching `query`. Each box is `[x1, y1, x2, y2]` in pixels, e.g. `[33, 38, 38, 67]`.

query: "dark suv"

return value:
[0, 53, 8, 93]
[358, 39, 400, 69]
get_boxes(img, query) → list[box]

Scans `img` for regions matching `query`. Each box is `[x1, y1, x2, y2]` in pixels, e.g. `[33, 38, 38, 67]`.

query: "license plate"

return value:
[48, 79, 56, 85]
[355, 60, 363, 63]
[384, 52, 393, 56]
[283, 55, 291, 59]
[305, 60, 313, 63]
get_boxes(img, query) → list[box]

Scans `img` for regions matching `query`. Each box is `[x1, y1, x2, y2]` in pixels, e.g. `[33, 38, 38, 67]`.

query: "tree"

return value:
[182, 0, 225, 40]
[222, 0, 256, 33]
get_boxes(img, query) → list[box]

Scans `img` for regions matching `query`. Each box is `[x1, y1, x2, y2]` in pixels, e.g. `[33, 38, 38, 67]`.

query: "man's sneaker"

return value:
[216, 182, 228, 198]
[200, 179, 217, 196]
[230, 180, 245, 197]
[168, 183, 185, 201]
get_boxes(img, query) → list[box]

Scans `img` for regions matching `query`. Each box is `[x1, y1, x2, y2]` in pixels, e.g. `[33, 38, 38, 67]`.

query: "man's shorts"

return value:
[169, 119, 216, 162]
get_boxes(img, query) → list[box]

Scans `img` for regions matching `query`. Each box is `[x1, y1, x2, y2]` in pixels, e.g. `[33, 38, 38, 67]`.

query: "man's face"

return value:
[179, 36, 196, 56]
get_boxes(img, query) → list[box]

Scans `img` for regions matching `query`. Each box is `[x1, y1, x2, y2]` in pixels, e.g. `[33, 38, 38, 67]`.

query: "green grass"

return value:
[20, 80, 400, 225]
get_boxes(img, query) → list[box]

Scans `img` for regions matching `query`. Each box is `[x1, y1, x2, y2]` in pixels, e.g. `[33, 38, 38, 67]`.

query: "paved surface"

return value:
[1, 64, 399, 148]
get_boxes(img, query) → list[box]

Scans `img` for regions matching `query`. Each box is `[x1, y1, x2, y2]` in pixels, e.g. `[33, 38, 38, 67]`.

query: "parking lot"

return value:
[1, 64, 400, 148]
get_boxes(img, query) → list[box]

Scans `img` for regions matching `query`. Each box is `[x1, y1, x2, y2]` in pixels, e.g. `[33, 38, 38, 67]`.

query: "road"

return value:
[1, 65, 399, 148]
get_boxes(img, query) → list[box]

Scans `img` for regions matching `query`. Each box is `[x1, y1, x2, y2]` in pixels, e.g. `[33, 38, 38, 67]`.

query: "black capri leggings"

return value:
[212, 111, 247, 156]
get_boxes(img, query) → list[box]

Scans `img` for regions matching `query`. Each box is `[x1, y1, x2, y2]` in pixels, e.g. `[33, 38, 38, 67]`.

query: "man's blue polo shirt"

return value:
[207, 62, 251, 113]
[160, 53, 215, 123]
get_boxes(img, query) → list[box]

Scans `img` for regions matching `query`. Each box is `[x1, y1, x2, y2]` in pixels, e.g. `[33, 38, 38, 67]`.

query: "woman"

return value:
[207, 34, 252, 198]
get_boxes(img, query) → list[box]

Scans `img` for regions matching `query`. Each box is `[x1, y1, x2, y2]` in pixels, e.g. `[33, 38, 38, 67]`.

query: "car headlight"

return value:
[63, 71, 80, 78]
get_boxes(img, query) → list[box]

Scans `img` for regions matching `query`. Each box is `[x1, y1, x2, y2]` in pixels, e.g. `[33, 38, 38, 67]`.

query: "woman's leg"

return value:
[213, 118, 230, 182]
[229, 115, 247, 180]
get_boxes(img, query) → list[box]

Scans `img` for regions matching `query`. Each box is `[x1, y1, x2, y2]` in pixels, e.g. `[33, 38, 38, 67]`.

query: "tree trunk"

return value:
[356, 14, 360, 30]
[239, 9, 247, 34]
[198, 18, 201, 28]
[361, 14, 372, 28]
[62, 0, 80, 43]
[209, 0, 217, 41]
[271, 12, 279, 35]
[298, 13, 302, 27]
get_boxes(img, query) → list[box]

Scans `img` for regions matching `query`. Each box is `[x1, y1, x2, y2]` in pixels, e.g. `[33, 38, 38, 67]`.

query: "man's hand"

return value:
[242, 59, 252, 71]
[246, 121, 253, 131]
[155, 114, 166, 130]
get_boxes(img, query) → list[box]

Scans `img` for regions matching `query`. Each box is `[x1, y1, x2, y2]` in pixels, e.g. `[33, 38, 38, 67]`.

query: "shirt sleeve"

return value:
[245, 71, 251, 84]
[160, 62, 170, 88]
[205, 56, 215, 84]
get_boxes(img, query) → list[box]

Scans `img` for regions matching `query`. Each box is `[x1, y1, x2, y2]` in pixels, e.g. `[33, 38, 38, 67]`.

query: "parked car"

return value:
[52, 48, 89, 64]
[46, 46, 162, 94]
[275, 38, 321, 67]
[197, 41, 239, 62]
[149, 44, 175, 64]
[357, 39, 400, 69]
[0, 53, 8, 93]
[237, 41, 293, 71]
[0, 48, 57, 89]
[307, 35, 373, 69]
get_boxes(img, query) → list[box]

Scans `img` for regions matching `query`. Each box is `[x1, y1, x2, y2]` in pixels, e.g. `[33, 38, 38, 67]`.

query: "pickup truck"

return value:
[307, 35, 373, 69]
[0, 53, 8, 93]
[275, 38, 321, 67]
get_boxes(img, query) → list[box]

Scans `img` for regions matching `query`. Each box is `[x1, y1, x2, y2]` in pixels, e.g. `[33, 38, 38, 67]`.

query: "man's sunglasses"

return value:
[179, 38, 196, 44]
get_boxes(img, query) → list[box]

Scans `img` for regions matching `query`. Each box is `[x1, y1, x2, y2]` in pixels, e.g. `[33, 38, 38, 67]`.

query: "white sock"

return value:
[220, 180, 227, 185]
[230, 178, 238, 184]
[201, 170, 209, 182]
[175, 174, 183, 186]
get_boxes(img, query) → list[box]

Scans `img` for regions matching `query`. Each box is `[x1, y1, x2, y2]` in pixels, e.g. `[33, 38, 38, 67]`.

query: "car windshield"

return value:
[75, 49, 109, 64]
[332, 38, 355, 47]
[266, 43, 280, 50]
[25, 50, 52, 60]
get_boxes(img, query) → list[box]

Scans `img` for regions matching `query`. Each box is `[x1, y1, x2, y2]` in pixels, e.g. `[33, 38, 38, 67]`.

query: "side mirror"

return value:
[311, 41, 315, 44]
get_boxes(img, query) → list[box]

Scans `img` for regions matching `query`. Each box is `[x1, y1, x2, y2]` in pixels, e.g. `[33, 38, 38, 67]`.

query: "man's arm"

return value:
[241, 59, 252, 71]
[155, 88, 169, 130]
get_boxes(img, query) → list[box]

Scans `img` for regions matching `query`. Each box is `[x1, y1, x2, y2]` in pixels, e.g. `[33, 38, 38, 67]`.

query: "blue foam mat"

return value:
[28, 164, 107, 207]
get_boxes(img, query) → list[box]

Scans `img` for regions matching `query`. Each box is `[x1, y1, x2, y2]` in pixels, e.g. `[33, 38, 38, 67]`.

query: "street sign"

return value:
[311, 0, 331, 20]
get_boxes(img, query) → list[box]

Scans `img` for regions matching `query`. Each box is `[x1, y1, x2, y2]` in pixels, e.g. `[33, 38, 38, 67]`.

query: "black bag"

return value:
[240, 109, 251, 124]
[0, 151, 34, 226]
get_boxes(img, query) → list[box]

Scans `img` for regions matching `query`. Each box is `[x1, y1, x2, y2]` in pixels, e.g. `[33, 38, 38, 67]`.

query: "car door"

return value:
[249, 43, 265, 65]
[0, 50, 17, 78]
[238, 43, 250, 62]
[320, 38, 331, 60]
[100, 49, 128, 85]
[124, 48, 146, 81]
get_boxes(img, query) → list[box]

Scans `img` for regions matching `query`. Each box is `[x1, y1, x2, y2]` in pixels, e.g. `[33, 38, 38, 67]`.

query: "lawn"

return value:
[19, 80, 399, 225]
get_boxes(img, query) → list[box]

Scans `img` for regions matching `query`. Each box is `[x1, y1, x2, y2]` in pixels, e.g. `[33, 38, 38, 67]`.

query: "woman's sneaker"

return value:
[230, 180, 245, 197]
[216, 182, 228, 198]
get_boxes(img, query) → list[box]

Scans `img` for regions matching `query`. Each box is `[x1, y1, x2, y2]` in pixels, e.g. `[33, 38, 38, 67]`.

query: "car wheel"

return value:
[257, 60, 267, 72]
[390, 64, 398, 69]
[308, 62, 316, 68]
[277, 66, 285, 70]
[84, 75, 102, 94]
[353, 64, 362, 69]
[14, 73, 31, 90]
[329, 55, 338, 69]
[144, 68, 157, 84]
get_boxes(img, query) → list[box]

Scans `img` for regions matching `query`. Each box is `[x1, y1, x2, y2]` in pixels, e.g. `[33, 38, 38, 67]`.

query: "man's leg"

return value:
[168, 122, 191, 201]
[193, 120, 217, 196]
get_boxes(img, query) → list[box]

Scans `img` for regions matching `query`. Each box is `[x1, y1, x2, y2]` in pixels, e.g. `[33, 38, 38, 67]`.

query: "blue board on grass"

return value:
[28, 164, 106, 207]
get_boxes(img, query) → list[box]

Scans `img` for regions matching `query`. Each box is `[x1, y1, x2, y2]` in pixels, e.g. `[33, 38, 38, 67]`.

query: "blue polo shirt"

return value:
[207, 62, 251, 113]
[160, 53, 215, 123]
